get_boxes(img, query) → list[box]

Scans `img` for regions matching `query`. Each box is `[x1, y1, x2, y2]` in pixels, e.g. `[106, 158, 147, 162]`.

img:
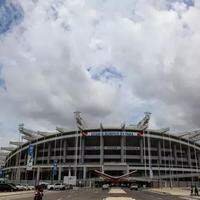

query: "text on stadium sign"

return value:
[85, 131, 138, 136]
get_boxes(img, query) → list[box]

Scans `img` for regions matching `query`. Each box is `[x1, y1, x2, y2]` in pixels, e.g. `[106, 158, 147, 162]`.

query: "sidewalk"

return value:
[149, 187, 200, 199]
[0, 191, 34, 197]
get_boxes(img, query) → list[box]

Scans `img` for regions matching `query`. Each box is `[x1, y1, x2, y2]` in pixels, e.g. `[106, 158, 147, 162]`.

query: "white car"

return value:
[39, 181, 49, 189]
[102, 184, 109, 190]
[47, 183, 65, 190]
[23, 184, 35, 190]
[130, 184, 138, 190]
[16, 184, 26, 191]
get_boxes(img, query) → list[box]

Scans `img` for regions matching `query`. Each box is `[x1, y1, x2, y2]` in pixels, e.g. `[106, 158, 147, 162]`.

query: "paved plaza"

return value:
[0, 188, 199, 200]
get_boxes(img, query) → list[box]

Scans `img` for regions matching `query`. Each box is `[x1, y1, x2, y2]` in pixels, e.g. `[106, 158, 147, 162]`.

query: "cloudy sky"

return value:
[0, 0, 200, 145]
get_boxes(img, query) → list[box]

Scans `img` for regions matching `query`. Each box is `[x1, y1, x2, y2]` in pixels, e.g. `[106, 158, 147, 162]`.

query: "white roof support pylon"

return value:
[178, 132, 191, 138]
[56, 127, 68, 133]
[36, 131, 56, 137]
[190, 134, 200, 142]
[189, 133, 200, 140]
[22, 135, 35, 141]
[0, 161, 5, 166]
[0, 151, 9, 156]
[19, 124, 56, 138]
[20, 128, 40, 139]
[193, 138, 200, 142]
[0, 156, 6, 160]
[178, 130, 200, 139]
[18, 124, 41, 139]
[1, 147, 15, 151]
[153, 127, 170, 134]
[9, 141, 24, 146]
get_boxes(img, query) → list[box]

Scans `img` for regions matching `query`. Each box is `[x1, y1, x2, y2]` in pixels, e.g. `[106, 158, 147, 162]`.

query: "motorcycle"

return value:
[34, 187, 43, 200]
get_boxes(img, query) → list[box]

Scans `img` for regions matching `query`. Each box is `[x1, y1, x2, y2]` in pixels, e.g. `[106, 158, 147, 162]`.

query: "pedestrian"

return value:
[191, 186, 194, 196]
[195, 185, 199, 196]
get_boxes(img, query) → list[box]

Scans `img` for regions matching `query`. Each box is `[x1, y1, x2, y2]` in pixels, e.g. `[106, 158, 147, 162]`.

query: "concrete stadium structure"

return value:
[2, 113, 200, 187]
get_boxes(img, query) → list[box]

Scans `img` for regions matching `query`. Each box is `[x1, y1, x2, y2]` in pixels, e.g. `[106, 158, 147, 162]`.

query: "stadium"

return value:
[1, 112, 200, 187]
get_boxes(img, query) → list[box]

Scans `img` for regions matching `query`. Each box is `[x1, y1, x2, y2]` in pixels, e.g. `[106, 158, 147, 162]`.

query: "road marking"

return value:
[103, 198, 135, 200]
[109, 188, 127, 194]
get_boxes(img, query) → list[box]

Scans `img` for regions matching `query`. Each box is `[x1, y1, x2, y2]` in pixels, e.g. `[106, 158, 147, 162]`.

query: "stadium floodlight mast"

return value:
[121, 122, 126, 131]
[137, 112, 151, 130]
[100, 122, 103, 131]
[136, 112, 152, 177]
[74, 111, 87, 182]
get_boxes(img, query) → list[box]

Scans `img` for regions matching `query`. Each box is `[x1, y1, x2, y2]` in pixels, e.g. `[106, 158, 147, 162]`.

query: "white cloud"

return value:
[0, 0, 200, 145]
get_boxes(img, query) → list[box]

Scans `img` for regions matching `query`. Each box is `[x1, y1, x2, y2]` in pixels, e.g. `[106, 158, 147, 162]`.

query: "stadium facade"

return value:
[2, 113, 200, 187]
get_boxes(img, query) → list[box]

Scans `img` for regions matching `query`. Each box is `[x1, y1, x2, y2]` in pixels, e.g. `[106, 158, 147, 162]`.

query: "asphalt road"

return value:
[0, 188, 191, 200]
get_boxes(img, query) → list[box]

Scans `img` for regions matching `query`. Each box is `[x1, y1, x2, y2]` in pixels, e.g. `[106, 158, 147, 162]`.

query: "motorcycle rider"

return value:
[34, 185, 43, 200]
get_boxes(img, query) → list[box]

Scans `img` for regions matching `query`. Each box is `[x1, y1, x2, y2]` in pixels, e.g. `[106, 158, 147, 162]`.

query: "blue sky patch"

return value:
[0, 78, 6, 89]
[0, 65, 6, 91]
[0, 1, 24, 34]
[182, 0, 194, 6]
[166, 0, 194, 10]
[0, 0, 6, 7]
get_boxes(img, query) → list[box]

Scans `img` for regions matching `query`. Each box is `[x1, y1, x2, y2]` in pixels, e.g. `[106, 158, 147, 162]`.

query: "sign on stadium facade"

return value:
[86, 131, 138, 136]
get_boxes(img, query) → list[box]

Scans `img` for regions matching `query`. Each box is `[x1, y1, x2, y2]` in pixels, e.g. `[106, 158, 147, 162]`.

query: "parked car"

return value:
[38, 181, 49, 189]
[23, 184, 35, 190]
[27, 185, 35, 190]
[9, 183, 27, 191]
[102, 184, 109, 190]
[0, 183, 18, 192]
[130, 184, 138, 190]
[16, 184, 26, 191]
[47, 183, 65, 190]
[8, 183, 22, 190]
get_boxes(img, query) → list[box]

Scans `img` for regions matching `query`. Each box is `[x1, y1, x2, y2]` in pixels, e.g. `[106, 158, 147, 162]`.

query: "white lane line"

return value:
[109, 188, 127, 194]
[103, 198, 135, 200]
